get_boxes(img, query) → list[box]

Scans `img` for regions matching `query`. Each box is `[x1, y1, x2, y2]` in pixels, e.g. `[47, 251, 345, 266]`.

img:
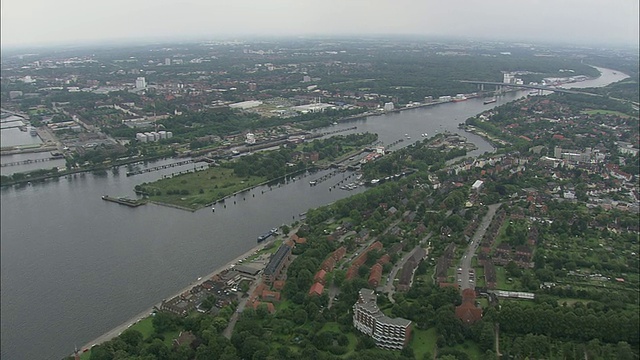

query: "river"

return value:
[0, 67, 626, 360]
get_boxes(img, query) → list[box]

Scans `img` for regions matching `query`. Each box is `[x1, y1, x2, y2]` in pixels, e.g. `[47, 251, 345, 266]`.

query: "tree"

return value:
[119, 329, 143, 347]
[505, 261, 522, 278]
[153, 311, 180, 333]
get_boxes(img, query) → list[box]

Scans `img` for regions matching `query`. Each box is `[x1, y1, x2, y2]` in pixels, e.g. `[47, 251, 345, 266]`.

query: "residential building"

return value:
[353, 289, 411, 350]
[455, 289, 482, 325]
[309, 282, 324, 296]
[263, 243, 292, 284]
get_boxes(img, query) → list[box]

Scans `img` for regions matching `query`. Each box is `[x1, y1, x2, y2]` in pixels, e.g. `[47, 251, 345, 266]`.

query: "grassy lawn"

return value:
[129, 316, 155, 338]
[411, 327, 437, 359]
[276, 300, 294, 311]
[582, 109, 631, 118]
[477, 298, 489, 309]
[495, 266, 519, 290]
[141, 166, 268, 210]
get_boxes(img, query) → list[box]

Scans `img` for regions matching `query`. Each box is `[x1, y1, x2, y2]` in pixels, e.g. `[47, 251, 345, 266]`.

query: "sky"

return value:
[1, 0, 638, 48]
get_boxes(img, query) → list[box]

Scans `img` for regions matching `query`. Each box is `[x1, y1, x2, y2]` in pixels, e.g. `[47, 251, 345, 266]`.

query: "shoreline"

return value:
[77, 238, 272, 353]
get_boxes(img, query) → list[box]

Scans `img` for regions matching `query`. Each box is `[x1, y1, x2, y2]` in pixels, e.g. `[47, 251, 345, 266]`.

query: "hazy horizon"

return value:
[1, 0, 639, 50]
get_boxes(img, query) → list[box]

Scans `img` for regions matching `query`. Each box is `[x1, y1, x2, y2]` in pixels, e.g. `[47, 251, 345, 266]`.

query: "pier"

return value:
[1, 156, 62, 167]
[101, 195, 146, 207]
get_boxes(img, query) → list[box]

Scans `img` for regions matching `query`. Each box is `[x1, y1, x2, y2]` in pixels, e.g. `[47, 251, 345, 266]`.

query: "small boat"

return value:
[370, 179, 380, 184]
[332, 121, 338, 125]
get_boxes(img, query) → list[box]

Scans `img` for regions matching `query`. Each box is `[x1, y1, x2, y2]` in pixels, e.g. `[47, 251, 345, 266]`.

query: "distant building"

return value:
[229, 100, 263, 110]
[248, 82, 257, 91]
[165, 58, 171, 66]
[472, 180, 484, 192]
[383, 102, 395, 112]
[135, 77, 146, 89]
[353, 289, 411, 350]
[302, 75, 311, 83]
[554, 146, 592, 163]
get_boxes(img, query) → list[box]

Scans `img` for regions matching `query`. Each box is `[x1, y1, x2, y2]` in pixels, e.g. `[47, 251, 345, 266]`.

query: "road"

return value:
[456, 203, 501, 291]
[223, 279, 261, 339]
[383, 233, 431, 303]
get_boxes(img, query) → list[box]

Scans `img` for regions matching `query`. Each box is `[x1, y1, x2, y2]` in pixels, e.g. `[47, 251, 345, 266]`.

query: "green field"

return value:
[411, 327, 437, 359]
[139, 167, 267, 210]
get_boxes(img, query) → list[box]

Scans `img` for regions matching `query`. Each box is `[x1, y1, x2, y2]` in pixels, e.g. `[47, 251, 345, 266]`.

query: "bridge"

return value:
[458, 80, 599, 96]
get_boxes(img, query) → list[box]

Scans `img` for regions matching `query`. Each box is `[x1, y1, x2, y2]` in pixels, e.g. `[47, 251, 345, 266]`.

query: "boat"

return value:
[257, 228, 278, 242]
[332, 121, 338, 125]
[370, 179, 380, 184]
[483, 98, 497, 105]
[452, 94, 467, 102]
